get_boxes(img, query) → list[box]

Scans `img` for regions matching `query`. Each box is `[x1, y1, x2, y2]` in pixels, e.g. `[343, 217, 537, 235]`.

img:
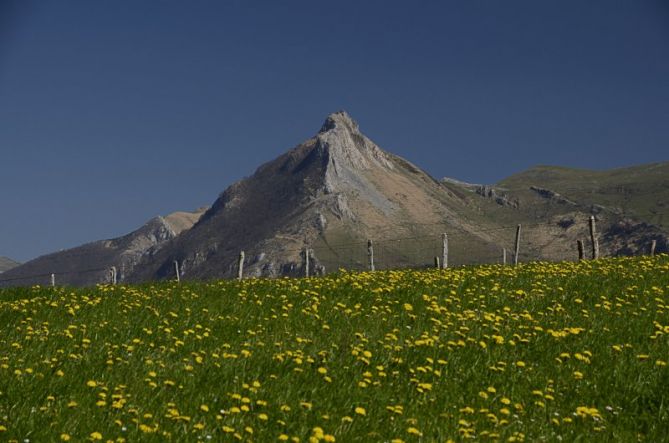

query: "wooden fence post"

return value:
[577, 240, 584, 261]
[442, 233, 448, 269]
[650, 240, 657, 256]
[304, 247, 310, 278]
[237, 251, 245, 281]
[174, 260, 180, 283]
[502, 248, 507, 265]
[50, 273, 55, 287]
[589, 216, 599, 260]
[367, 240, 375, 271]
[514, 224, 521, 266]
[434, 257, 440, 269]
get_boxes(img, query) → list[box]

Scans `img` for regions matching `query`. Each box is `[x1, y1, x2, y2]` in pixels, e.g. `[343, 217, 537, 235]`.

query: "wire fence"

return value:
[0, 217, 666, 288]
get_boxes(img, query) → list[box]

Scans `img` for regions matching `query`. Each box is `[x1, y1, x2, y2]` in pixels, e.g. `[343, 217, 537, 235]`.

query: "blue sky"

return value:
[1, 0, 668, 262]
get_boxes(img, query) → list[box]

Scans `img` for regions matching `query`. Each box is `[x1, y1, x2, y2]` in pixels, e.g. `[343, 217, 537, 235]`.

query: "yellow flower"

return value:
[60, 434, 71, 441]
[86, 380, 97, 387]
[258, 413, 269, 421]
[354, 406, 366, 416]
[407, 427, 423, 436]
[90, 431, 103, 440]
[200, 404, 209, 412]
[318, 367, 328, 374]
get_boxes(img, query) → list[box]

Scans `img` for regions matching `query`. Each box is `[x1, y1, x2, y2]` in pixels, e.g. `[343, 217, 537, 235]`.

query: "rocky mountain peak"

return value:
[319, 110, 359, 134]
[315, 111, 394, 180]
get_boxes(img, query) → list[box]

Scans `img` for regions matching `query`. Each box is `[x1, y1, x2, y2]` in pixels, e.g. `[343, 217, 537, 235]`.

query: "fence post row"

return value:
[17, 216, 659, 286]
[514, 224, 521, 266]
[237, 251, 245, 281]
[589, 216, 599, 260]
[367, 240, 375, 272]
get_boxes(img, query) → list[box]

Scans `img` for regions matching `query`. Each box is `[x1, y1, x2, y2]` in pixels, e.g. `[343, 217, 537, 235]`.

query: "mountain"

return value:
[128, 111, 668, 283]
[128, 111, 514, 281]
[0, 257, 20, 273]
[0, 208, 206, 287]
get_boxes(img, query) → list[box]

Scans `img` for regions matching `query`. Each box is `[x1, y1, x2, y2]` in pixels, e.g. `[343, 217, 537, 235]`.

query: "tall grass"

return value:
[0, 255, 668, 441]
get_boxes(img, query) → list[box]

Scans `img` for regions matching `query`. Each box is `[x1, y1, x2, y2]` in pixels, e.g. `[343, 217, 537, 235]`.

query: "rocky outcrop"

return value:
[476, 185, 519, 209]
[529, 186, 576, 205]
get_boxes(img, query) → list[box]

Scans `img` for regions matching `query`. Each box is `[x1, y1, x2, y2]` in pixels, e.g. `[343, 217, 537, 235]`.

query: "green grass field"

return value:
[1, 255, 668, 442]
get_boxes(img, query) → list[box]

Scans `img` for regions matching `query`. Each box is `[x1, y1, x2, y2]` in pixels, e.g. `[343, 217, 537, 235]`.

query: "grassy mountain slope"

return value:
[497, 162, 669, 230]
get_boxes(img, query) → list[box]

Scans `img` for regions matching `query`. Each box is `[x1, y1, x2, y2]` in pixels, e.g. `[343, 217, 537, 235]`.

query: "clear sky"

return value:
[1, 0, 668, 262]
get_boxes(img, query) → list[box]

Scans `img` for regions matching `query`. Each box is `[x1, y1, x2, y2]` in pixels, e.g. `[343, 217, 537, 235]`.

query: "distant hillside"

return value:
[0, 257, 20, 273]
[441, 161, 669, 260]
[498, 162, 669, 230]
[0, 209, 206, 287]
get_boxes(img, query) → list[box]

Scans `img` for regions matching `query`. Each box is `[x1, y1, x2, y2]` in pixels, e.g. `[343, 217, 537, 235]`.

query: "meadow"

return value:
[0, 255, 668, 442]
